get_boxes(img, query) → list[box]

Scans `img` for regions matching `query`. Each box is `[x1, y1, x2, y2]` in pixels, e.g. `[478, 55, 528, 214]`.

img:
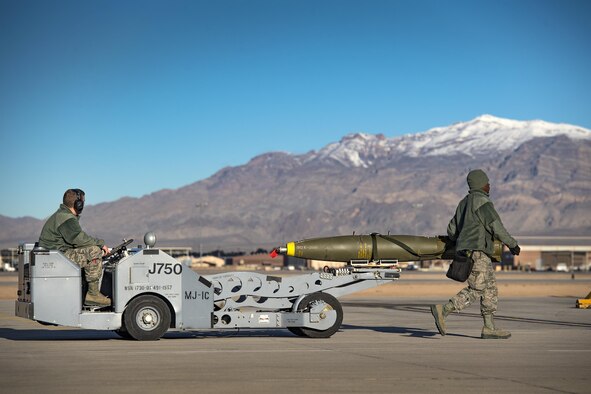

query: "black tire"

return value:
[291, 292, 343, 338]
[122, 295, 171, 341]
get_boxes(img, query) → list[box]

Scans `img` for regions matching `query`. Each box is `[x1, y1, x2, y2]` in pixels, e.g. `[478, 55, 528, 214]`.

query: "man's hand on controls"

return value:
[102, 245, 110, 256]
[509, 245, 521, 256]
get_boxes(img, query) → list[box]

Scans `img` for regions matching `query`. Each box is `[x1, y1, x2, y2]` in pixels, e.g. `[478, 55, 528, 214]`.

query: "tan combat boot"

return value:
[431, 302, 454, 335]
[481, 314, 511, 339]
[85, 281, 111, 307]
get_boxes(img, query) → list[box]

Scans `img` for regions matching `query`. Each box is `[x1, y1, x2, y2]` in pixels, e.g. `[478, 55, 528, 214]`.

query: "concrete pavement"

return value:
[0, 297, 589, 393]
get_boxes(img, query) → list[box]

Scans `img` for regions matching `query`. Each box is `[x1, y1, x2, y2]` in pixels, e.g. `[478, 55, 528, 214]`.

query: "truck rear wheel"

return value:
[122, 295, 171, 341]
[288, 292, 343, 338]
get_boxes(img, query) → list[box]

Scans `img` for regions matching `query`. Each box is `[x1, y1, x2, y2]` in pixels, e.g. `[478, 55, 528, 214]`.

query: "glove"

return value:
[509, 245, 521, 256]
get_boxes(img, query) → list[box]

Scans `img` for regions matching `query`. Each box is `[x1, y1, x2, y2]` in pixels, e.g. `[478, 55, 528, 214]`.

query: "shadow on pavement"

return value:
[0, 327, 297, 341]
[339, 323, 463, 339]
[342, 301, 591, 328]
[0, 327, 121, 341]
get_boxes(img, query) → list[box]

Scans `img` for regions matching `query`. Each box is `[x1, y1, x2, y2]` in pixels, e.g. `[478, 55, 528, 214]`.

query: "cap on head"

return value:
[467, 169, 489, 190]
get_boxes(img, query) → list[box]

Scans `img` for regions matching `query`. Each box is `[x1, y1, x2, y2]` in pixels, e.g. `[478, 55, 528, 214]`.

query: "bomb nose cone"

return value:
[270, 246, 289, 258]
[286, 242, 295, 256]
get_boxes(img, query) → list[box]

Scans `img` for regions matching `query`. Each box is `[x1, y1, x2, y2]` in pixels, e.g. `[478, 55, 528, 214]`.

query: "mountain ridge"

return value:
[1, 115, 590, 250]
[300, 114, 591, 167]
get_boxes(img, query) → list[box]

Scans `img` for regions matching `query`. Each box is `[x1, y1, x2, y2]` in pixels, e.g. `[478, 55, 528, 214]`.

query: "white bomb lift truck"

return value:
[15, 234, 400, 340]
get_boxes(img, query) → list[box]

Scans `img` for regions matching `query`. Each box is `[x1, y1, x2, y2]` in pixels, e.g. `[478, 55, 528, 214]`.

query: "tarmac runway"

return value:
[0, 296, 589, 394]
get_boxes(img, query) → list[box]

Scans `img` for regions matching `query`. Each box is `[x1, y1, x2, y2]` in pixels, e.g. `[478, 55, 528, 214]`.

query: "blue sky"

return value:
[1, 0, 590, 219]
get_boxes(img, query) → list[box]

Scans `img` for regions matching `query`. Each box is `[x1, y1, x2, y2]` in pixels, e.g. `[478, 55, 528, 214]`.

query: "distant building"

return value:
[1, 248, 18, 268]
[231, 253, 283, 269]
[188, 255, 225, 268]
[510, 236, 591, 271]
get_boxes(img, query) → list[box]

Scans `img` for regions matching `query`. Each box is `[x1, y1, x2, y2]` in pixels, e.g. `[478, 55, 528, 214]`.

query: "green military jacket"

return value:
[38, 204, 104, 251]
[447, 189, 517, 256]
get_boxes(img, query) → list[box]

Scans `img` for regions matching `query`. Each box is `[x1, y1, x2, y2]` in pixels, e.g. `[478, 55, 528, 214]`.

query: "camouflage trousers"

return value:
[449, 251, 498, 315]
[64, 246, 104, 283]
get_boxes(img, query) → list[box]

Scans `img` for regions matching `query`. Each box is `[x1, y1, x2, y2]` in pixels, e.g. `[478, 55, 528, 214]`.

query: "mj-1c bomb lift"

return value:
[15, 233, 400, 340]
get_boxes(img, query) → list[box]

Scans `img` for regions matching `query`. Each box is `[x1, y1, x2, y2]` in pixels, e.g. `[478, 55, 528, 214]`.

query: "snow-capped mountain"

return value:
[2, 115, 590, 249]
[310, 115, 591, 167]
[397, 114, 591, 157]
[313, 133, 391, 168]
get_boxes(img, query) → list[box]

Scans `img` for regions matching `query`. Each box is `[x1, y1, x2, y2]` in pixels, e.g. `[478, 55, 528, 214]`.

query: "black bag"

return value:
[446, 250, 474, 282]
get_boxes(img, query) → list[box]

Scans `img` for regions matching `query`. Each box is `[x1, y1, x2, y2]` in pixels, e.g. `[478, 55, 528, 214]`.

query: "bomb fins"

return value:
[273, 233, 502, 263]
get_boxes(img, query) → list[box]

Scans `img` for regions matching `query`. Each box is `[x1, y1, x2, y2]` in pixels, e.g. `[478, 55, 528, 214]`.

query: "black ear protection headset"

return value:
[72, 189, 85, 215]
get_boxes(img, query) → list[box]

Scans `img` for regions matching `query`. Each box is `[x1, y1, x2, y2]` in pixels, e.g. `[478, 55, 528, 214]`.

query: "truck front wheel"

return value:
[122, 295, 171, 341]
